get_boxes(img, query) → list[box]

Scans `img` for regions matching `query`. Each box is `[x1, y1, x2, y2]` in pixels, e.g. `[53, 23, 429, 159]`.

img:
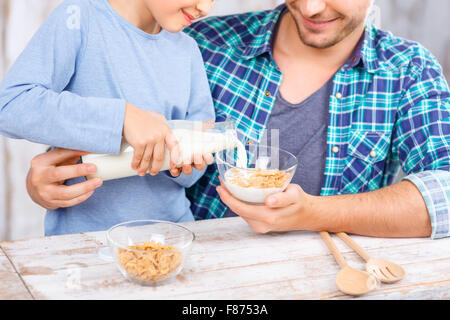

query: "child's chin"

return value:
[162, 24, 186, 33]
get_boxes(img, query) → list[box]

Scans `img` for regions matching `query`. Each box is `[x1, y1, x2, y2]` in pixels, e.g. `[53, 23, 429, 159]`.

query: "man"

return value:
[25, 0, 450, 238]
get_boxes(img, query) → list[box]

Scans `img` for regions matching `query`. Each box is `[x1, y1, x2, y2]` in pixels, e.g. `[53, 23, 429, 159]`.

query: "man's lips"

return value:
[182, 10, 195, 24]
[301, 15, 339, 31]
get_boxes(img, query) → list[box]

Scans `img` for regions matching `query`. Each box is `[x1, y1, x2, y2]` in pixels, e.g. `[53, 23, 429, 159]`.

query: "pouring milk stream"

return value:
[82, 120, 247, 181]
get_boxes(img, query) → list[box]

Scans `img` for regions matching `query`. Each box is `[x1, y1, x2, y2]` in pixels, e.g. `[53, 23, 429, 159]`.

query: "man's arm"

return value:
[216, 178, 432, 238]
[301, 180, 431, 237]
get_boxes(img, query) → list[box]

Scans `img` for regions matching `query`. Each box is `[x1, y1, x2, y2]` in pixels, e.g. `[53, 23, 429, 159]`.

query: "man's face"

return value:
[285, 0, 373, 49]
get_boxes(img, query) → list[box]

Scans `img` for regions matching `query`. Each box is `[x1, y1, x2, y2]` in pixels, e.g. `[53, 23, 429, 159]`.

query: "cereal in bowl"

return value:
[117, 241, 182, 283]
[226, 168, 291, 188]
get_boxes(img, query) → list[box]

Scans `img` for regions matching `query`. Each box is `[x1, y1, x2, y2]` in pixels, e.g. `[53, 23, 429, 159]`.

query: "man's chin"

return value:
[299, 34, 342, 49]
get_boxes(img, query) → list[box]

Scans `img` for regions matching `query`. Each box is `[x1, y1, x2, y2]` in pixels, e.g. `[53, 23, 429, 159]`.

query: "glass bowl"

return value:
[107, 220, 195, 286]
[216, 145, 298, 204]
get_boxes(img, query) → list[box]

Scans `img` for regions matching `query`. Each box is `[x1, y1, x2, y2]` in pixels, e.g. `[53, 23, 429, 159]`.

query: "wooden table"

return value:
[1, 217, 449, 300]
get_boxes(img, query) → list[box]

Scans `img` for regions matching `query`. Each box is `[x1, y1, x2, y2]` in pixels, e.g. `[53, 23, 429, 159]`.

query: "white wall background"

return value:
[376, 0, 450, 79]
[0, 0, 449, 241]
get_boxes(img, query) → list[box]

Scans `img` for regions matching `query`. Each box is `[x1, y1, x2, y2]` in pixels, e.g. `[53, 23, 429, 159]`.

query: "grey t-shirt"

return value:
[265, 79, 333, 195]
[224, 78, 332, 217]
[223, 6, 332, 217]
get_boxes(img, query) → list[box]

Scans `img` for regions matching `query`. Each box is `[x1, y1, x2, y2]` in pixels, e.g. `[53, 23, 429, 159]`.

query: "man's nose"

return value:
[300, 0, 327, 17]
[196, 0, 214, 17]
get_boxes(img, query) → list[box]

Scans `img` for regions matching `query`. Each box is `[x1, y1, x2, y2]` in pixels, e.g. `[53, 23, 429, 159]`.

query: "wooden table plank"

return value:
[1, 217, 449, 299]
[0, 246, 33, 300]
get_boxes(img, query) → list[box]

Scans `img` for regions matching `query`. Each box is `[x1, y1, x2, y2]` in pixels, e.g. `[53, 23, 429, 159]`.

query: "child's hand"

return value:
[169, 152, 214, 177]
[123, 103, 180, 176]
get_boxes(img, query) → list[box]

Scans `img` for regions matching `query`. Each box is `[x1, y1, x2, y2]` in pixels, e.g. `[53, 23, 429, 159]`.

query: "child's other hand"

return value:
[123, 103, 179, 176]
[169, 152, 214, 177]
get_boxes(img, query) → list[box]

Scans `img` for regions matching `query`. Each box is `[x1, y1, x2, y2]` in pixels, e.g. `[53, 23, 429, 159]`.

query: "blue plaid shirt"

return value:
[184, 5, 450, 239]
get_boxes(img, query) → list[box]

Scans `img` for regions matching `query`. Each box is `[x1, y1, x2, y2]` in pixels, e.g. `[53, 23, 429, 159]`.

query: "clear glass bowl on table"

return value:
[106, 219, 195, 286]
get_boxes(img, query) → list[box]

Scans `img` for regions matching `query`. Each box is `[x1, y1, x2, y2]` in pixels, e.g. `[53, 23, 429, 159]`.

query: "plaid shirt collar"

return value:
[233, 4, 379, 73]
[233, 4, 283, 60]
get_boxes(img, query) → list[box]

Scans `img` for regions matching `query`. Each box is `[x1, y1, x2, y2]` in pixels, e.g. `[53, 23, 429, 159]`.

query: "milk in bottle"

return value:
[81, 120, 243, 181]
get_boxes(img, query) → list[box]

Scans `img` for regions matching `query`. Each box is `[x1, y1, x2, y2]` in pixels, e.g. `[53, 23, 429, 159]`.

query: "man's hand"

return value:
[216, 177, 311, 233]
[26, 148, 103, 210]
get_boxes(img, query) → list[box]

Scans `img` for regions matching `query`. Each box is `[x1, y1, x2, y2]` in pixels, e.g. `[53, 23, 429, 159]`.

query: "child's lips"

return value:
[182, 10, 195, 24]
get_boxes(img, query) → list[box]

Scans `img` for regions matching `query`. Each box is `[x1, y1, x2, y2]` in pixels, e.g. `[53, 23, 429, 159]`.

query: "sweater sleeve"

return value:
[165, 36, 216, 188]
[0, 0, 125, 154]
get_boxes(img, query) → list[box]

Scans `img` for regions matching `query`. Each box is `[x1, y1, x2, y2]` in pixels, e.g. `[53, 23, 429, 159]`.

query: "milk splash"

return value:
[231, 128, 281, 170]
[235, 139, 248, 169]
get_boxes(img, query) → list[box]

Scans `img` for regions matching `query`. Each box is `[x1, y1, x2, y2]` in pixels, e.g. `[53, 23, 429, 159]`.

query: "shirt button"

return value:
[335, 92, 343, 99]
[265, 91, 271, 97]
[332, 146, 339, 154]
[370, 150, 377, 158]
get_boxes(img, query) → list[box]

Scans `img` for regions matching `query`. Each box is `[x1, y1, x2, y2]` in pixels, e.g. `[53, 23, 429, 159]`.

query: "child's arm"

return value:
[166, 38, 216, 187]
[0, 1, 124, 155]
[0, 1, 177, 174]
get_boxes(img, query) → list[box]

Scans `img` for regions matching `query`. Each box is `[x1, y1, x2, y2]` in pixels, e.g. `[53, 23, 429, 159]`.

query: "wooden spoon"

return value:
[320, 231, 378, 296]
[336, 232, 405, 284]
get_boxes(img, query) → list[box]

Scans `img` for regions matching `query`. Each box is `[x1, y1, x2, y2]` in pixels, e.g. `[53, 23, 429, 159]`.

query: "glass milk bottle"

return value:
[81, 120, 241, 181]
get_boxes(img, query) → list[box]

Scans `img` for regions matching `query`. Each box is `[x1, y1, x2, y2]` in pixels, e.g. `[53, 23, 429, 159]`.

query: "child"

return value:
[0, 0, 216, 235]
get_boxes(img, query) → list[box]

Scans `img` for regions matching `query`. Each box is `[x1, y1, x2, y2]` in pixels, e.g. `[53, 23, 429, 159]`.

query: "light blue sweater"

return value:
[0, 0, 215, 235]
